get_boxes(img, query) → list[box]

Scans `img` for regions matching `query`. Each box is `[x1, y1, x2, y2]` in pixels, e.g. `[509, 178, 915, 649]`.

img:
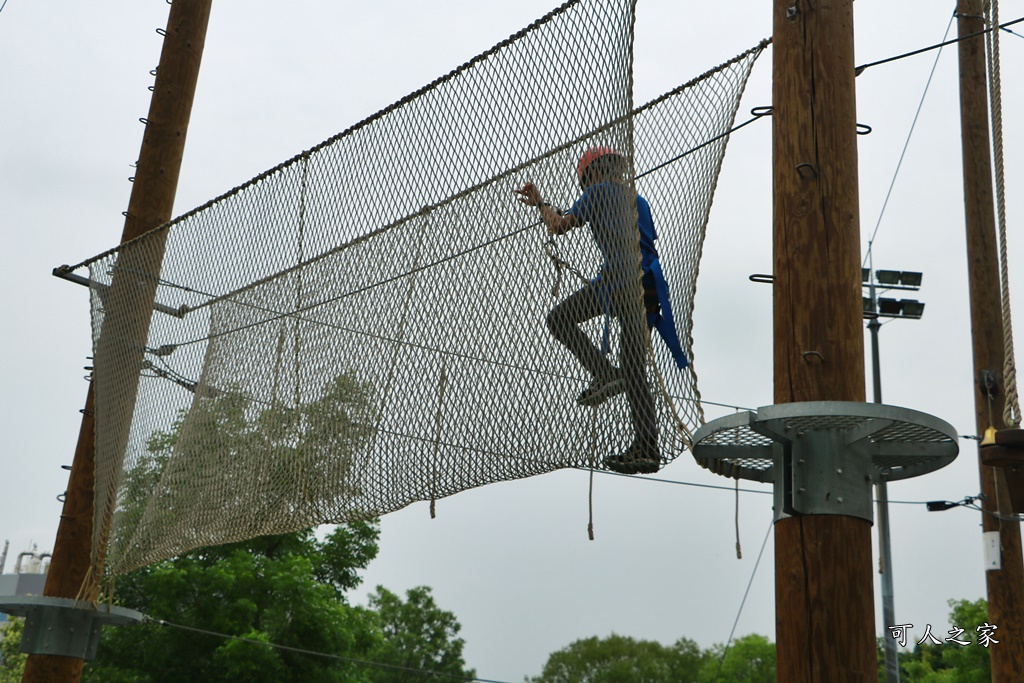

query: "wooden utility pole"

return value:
[956, 3, 1024, 680]
[22, 2, 212, 681]
[772, 0, 874, 680]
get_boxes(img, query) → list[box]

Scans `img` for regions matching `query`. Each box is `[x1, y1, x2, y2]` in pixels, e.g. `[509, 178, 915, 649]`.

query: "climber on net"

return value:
[515, 146, 687, 475]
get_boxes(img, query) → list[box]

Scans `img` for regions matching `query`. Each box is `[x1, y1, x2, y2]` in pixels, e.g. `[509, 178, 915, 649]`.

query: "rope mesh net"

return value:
[64, 0, 765, 577]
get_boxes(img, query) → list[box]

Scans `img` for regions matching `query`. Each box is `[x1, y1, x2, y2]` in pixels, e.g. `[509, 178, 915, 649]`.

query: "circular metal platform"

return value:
[0, 595, 144, 659]
[692, 401, 959, 483]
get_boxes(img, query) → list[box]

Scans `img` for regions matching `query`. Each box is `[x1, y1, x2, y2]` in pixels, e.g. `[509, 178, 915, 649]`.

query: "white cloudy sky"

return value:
[2, 1, 1023, 681]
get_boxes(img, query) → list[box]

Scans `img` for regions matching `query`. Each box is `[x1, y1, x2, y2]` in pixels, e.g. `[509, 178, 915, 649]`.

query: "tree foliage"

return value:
[0, 371, 472, 683]
[698, 634, 775, 683]
[0, 618, 27, 683]
[527, 633, 708, 683]
[367, 586, 475, 683]
[528, 598, 993, 683]
[60, 525, 475, 683]
[0, 563, 477, 683]
[878, 598, 993, 683]
[82, 526, 384, 683]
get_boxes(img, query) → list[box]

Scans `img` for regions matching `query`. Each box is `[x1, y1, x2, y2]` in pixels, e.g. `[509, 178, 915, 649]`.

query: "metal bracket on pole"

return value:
[980, 428, 1024, 514]
[52, 267, 187, 318]
[0, 596, 143, 660]
[692, 402, 959, 523]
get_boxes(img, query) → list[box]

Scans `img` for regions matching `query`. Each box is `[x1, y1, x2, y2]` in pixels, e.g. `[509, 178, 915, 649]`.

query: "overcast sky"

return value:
[2, 1, 1023, 681]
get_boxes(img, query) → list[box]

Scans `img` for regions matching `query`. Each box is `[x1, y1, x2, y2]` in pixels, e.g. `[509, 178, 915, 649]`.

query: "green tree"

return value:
[80, 370, 472, 682]
[877, 598, 992, 683]
[367, 586, 475, 683]
[938, 598, 991, 683]
[698, 634, 775, 683]
[0, 618, 27, 683]
[527, 633, 707, 683]
[82, 526, 383, 683]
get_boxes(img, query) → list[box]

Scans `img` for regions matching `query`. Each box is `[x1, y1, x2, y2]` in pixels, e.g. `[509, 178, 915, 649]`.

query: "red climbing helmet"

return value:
[576, 146, 624, 185]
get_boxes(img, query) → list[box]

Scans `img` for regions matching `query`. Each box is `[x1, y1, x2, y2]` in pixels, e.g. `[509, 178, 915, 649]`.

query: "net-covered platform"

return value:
[61, 0, 767, 576]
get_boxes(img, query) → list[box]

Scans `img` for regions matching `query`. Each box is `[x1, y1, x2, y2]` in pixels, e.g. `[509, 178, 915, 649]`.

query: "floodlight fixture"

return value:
[901, 300, 925, 319]
[877, 298, 903, 316]
[900, 271, 923, 288]
[864, 268, 922, 292]
[876, 270, 901, 286]
[868, 297, 926, 320]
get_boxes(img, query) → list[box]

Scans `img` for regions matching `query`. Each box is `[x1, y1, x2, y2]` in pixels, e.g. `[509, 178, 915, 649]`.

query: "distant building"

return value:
[0, 542, 51, 626]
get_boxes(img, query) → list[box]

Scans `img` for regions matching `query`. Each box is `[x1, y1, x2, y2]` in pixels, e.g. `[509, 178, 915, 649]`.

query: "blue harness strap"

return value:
[596, 259, 688, 370]
[645, 258, 688, 369]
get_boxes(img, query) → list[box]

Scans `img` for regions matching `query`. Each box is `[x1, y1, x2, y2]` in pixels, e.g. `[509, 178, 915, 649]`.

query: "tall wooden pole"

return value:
[956, 3, 1024, 680]
[772, 0, 874, 680]
[22, 2, 212, 681]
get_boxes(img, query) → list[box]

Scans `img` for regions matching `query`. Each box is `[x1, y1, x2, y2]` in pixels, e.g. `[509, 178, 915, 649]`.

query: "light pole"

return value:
[863, 267, 924, 683]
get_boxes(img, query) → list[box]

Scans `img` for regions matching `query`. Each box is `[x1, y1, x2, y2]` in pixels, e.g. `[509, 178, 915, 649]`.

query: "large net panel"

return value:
[63, 0, 765, 577]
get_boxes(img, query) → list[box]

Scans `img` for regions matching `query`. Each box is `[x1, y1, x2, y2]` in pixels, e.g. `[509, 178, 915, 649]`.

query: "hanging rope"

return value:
[985, 0, 1020, 427]
[734, 477, 742, 560]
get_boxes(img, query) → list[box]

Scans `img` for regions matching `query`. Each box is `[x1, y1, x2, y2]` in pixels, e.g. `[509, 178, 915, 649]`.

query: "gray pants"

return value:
[546, 281, 657, 451]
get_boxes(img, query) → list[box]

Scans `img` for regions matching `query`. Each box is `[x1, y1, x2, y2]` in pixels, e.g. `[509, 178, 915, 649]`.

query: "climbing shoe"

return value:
[576, 372, 624, 407]
[604, 444, 660, 475]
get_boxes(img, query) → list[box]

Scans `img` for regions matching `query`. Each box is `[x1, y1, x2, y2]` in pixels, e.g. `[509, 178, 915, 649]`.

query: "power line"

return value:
[863, 8, 957, 264]
[600, 461, 1011, 512]
[696, 397, 757, 412]
[142, 339, 757, 417]
[635, 111, 770, 181]
[710, 518, 774, 683]
[926, 493, 1024, 523]
[136, 354, 984, 507]
[139, 496, 991, 683]
[149, 617, 515, 683]
[854, 14, 1024, 73]
[584, 466, 772, 495]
